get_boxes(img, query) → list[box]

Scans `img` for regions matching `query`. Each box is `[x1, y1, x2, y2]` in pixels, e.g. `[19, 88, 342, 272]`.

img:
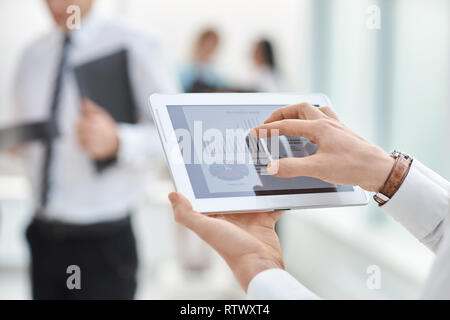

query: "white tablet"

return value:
[149, 93, 368, 214]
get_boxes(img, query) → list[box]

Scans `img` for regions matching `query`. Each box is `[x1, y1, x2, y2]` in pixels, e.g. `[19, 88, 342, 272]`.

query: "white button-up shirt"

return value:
[247, 159, 450, 299]
[14, 14, 179, 224]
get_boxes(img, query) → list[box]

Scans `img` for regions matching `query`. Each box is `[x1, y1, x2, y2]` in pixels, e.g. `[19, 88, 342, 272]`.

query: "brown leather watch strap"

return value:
[373, 153, 413, 206]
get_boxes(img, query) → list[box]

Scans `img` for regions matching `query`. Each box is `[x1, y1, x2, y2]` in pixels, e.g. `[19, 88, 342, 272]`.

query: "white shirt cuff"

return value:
[117, 123, 161, 167]
[247, 268, 319, 300]
[382, 159, 449, 243]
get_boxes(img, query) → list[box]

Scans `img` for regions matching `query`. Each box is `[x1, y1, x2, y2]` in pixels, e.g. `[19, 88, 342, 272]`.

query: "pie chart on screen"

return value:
[209, 164, 249, 181]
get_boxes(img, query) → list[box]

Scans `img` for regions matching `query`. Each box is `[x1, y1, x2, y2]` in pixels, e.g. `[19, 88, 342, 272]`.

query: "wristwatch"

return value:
[373, 150, 413, 206]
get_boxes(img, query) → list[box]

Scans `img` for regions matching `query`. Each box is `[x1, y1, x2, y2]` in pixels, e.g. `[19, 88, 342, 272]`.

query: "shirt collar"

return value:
[66, 12, 104, 48]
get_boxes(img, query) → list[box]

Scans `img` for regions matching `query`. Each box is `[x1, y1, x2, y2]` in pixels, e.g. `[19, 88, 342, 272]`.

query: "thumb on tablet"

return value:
[267, 156, 322, 179]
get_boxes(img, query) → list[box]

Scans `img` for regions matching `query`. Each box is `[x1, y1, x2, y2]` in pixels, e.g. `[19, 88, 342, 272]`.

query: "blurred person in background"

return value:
[13, 0, 178, 299]
[179, 28, 226, 93]
[250, 39, 283, 92]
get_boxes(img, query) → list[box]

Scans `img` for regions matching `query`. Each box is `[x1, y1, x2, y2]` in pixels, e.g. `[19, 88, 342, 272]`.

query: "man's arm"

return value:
[247, 159, 449, 300]
[247, 269, 319, 300]
[253, 103, 449, 252]
[75, 36, 181, 166]
[381, 159, 449, 251]
[168, 102, 450, 300]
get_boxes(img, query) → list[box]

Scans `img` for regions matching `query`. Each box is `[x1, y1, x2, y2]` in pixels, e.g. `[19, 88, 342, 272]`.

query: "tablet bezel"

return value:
[149, 93, 368, 213]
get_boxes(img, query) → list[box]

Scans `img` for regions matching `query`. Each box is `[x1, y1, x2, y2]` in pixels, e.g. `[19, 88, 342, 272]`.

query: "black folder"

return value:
[0, 120, 58, 151]
[74, 49, 138, 171]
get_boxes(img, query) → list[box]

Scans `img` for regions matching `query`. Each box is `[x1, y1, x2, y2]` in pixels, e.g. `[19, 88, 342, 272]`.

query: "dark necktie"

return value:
[40, 34, 71, 208]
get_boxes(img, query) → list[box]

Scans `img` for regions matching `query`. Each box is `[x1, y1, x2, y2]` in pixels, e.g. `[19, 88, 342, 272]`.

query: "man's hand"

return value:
[76, 99, 119, 160]
[168, 103, 395, 294]
[251, 103, 394, 192]
[168, 192, 284, 292]
[7, 144, 28, 156]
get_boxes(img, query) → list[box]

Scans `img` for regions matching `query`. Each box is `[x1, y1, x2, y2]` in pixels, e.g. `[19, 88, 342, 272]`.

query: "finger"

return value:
[78, 134, 101, 149]
[80, 99, 91, 117]
[264, 103, 324, 124]
[318, 106, 339, 120]
[76, 119, 96, 138]
[209, 213, 226, 219]
[266, 156, 323, 179]
[221, 211, 277, 227]
[81, 98, 104, 117]
[77, 121, 99, 146]
[271, 211, 283, 222]
[168, 192, 216, 236]
[77, 130, 96, 148]
[76, 118, 86, 137]
[250, 119, 320, 143]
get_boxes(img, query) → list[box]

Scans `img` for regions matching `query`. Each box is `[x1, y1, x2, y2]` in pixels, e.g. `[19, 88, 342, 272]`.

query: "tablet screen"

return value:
[167, 105, 353, 199]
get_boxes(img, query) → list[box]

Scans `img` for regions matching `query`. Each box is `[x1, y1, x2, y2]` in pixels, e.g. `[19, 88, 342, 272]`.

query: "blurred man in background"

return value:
[179, 28, 226, 92]
[13, 0, 179, 299]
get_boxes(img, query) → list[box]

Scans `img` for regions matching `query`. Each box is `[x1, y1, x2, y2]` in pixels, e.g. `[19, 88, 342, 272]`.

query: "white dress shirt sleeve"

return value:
[247, 268, 319, 300]
[421, 217, 450, 299]
[381, 159, 449, 251]
[246, 159, 450, 300]
[116, 123, 162, 167]
[116, 35, 181, 168]
[381, 159, 450, 299]
[13, 47, 30, 120]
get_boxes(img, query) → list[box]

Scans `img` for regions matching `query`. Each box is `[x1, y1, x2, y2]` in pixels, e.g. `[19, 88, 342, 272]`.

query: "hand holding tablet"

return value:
[164, 97, 395, 291]
[150, 93, 369, 213]
[168, 192, 284, 291]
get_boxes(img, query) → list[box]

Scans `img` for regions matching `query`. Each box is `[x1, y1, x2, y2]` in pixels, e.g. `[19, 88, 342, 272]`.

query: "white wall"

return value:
[0, 0, 51, 122]
[390, 0, 450, 178]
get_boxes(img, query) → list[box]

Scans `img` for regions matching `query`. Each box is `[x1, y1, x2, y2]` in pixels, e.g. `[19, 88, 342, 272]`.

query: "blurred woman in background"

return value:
[251, 39, 283, 92]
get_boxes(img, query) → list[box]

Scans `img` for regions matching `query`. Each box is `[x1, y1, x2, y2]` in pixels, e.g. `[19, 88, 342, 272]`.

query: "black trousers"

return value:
[25, 215, 138, 300]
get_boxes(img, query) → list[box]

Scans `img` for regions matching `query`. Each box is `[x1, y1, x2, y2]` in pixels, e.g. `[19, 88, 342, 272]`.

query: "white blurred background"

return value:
[0, 0, 449, 299]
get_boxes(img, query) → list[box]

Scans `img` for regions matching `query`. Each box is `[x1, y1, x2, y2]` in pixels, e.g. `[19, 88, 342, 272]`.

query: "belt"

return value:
[29, 214, 132, 240]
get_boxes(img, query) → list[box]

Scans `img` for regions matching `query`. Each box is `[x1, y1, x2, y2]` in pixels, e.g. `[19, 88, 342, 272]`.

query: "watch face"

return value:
[391, 150, 400, 158]
[392, 150, 411, 160]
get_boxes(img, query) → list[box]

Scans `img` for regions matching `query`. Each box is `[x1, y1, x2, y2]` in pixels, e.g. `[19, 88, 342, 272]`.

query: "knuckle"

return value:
[296, 102, 310, 114]
[297, 102, 311, 109]
[279, 119, 291, 128]
[316, 118, 333, 128]
[321, 106, 334, 116]
[279, 119, 295, 134]
[320, 106, 331, 112]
